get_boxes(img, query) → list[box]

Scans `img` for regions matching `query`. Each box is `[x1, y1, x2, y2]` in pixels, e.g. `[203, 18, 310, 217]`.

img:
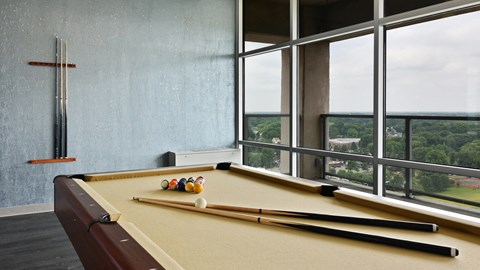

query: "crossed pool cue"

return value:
[133, 197, 458, 257]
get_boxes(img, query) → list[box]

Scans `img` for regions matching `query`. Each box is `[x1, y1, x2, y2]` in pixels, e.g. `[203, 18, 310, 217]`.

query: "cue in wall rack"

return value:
[28, 37, 76, 165]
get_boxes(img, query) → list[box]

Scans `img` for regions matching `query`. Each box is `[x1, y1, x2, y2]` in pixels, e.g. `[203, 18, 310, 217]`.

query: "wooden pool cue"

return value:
[133, 197, 458, 257]
[131, 197, 438, 232]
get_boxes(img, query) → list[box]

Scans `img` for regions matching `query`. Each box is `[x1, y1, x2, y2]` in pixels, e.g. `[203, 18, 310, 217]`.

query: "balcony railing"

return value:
[322, 113, 480, 208]
[241, 113, 480, 209]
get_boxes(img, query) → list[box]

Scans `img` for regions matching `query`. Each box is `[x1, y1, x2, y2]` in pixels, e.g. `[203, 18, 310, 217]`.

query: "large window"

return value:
[238, 0, 480, 215]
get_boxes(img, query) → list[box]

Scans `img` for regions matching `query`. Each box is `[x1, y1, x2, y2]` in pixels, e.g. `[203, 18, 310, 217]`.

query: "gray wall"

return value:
[0, 0, 236, 207]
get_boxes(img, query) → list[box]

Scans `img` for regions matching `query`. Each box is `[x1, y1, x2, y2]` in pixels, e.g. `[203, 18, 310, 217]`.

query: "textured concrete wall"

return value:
[0, 0, 235, 207]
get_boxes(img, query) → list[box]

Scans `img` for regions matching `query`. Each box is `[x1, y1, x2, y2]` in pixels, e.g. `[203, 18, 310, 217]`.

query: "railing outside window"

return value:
[243, 113, 480, 209]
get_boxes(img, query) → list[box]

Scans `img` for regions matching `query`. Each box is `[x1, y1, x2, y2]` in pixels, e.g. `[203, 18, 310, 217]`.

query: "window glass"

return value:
[298, 34, 373, 153]
[297, 153, 373, 188]
[245, 116, 290, 145]
[244, 48, 291, 146]
[244, 146, 290, 175]
[299, 0, 373, 38]
[385, 166, 480, 213]
[386, 11, 480, 169]
[330, 34, 374, 113]
[385, 0, 453, 17]
[243, 0, 290, 52]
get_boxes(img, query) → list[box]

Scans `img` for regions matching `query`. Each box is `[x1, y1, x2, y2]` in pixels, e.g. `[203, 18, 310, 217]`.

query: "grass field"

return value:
[437, 186, 480, 203]
[420, 186, 480, 210]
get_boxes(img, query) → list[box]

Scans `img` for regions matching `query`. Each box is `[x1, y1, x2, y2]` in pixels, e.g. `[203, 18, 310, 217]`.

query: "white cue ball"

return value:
[195, 198, 207, 208]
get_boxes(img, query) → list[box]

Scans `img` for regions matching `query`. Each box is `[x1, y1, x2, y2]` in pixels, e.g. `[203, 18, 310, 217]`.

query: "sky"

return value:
[244, 11, 480, 114]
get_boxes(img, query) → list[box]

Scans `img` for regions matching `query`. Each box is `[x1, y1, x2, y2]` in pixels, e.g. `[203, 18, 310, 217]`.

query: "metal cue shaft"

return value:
[133, 197, 458, 257]
[59, 38, 64, 158]
[64, 40, 68, 157]
[133, 198, 438, 232]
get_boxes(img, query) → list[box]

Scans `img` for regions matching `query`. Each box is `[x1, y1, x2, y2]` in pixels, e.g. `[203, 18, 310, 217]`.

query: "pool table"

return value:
[54, 163, 480, 270]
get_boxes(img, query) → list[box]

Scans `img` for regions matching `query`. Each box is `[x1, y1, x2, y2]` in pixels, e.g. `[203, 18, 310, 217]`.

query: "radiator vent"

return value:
[168, 148, 241, 166]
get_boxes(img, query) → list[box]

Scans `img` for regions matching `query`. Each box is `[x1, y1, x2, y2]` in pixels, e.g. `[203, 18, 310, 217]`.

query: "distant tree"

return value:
[417, 149, 452, 192]
[257, 120, 280, 142]
[386, 137, 405, 159]
[413, 147, 429, 162]
[329, 127, 340, 139]
[412, 136, 427, 148]
[346, 160, 359, 171]
[386, 173, 404, 189]
[359, 134, 372, 149]
[260, 148, 277, 168]
[456, 140, 480, 168]
[446, 134, 474, 150]
[425, 148, 449, 165]
[247, 148, 279, 169]
[417, 172, 451, 193]
[361, 162, 369, 171]
[347, 128, 358, 138]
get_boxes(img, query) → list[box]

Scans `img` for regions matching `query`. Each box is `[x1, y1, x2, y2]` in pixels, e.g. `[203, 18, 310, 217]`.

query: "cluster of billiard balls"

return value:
[161, 176, 205, 193]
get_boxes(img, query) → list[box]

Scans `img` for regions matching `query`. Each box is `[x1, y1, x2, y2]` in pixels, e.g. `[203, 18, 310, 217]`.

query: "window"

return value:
[243, 47, 291, 174]
[238, 0, 480, 215]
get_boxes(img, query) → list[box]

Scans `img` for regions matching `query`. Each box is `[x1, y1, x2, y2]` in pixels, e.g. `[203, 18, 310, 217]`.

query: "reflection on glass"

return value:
[385, 0, 452, 17]
[243, 0, 290, 52]
[299, 0, 373, 38]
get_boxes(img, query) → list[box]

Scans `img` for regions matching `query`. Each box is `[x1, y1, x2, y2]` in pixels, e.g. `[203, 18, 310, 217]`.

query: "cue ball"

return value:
[195, 198, 207, 208]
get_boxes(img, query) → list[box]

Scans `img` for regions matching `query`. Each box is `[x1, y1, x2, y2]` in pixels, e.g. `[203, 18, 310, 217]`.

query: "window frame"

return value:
[236, 0, 480, 209]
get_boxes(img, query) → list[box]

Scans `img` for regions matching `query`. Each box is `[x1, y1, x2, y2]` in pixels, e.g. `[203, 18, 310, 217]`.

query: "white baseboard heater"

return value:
[168, 148, 241, 166]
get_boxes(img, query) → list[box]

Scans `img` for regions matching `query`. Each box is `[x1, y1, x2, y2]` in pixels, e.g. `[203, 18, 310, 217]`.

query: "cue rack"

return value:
[28, 37, 76, 164]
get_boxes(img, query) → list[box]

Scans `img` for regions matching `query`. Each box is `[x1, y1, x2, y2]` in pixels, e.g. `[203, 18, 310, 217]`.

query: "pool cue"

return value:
[132, 198, 438, 232]
[63, 40, 68, 157]
[59, 38, 64, 158]
[54, 36, 60, 159]
[133, 197, 458, 257]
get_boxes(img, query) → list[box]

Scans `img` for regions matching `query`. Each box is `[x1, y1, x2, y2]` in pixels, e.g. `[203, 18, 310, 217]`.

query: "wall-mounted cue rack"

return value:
[28, 37, 76, 164]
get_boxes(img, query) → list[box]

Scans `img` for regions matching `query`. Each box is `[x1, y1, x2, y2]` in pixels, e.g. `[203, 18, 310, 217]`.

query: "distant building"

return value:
[329, 138, 361, 151]
[386, 127, 403, 138]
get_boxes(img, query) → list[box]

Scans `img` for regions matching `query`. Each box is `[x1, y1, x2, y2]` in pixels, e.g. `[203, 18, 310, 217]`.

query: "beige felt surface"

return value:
[84, 167, 480, 270]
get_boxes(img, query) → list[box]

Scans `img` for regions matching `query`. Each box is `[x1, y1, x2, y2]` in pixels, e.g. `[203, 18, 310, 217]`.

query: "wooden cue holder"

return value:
[27, 52, 77, 164]
[28, 61, 77, 68]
